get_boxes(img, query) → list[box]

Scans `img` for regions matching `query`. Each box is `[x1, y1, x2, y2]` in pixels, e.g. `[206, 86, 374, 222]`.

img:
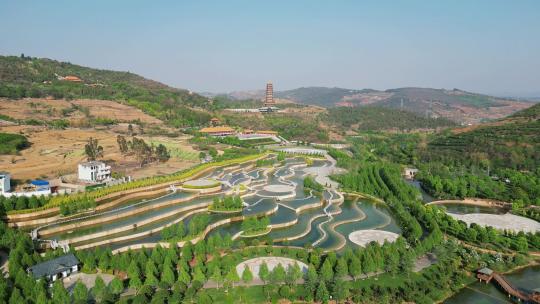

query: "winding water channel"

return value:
[32, 156, 400, 253]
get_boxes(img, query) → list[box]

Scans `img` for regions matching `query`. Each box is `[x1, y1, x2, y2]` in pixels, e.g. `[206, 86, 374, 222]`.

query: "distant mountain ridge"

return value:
[274, 86, 534, 124]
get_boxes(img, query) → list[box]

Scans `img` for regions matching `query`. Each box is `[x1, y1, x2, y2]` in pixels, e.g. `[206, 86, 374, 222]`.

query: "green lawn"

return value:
[200, 286, 268, 304]
[148, 139, 199, 161]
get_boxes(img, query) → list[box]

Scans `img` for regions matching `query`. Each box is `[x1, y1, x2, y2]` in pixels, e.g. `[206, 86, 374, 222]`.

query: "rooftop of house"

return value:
[64, 75, 82, 82]
[79, 161, 106, 167]
[200, 126, 234, 133]
[30, 180, 49, 186]
[27, 254, 80, 279]
[477, 267, 493, 275]
[257, 130, 278, 135]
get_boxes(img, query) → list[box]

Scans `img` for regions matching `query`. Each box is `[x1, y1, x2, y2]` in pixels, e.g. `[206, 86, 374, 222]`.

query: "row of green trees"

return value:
[332, 151, 540, 252]
[417, 163, 540, 207]
[210, 195, 243, 211]
[256, 158, 276, 167]
[241, 216, 270, 235]
[0, 220, 528, 304]
[161, 214, 212, 242]
[59, 196, 96, 216]
[117, 136, 170, 167]
[303, 175, 324, 193]
[0, 195, 48, 214]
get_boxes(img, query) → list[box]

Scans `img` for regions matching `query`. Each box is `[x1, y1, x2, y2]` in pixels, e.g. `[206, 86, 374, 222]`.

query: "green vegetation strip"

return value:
[0, 133, 30, 154]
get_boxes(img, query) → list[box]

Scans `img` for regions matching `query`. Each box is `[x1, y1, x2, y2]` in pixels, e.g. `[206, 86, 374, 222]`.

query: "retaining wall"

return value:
[39, 195, 197, 237]
[110, 201, 279, 254]
[74, 206, 210, 250]
[7, 155, 266, 223]
[426, 198, 511, 208]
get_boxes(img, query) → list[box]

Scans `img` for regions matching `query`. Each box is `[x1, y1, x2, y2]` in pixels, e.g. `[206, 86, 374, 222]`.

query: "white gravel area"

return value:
[183, 178, 219, 187]
[236, 257, 308, 278]
[448, 212, 540, 233]
[263, 184, 295, 193]
[348, 230, 400, 247]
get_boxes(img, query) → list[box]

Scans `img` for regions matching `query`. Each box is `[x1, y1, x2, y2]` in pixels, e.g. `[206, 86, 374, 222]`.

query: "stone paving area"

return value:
[448, 212, 540, 233]
[183, 178, 220, 187]
[63, 272, 115, 291]
[348, 229, 400, 247]
[235, 257, 308, 279]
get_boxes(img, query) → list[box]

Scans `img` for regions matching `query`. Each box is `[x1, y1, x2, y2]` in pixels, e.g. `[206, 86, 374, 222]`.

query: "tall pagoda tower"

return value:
[264, 82, 275, 107]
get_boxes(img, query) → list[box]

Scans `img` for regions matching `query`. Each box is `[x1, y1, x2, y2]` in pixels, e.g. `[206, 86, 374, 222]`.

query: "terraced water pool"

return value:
[36, 155, 403, 253]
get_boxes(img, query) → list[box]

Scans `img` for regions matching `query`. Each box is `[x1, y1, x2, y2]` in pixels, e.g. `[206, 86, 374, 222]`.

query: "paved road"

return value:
[63, 272, 115, 291]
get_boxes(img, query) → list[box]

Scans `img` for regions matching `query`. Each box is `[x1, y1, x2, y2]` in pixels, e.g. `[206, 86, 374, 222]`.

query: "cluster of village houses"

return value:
[0, 160, 115, 198]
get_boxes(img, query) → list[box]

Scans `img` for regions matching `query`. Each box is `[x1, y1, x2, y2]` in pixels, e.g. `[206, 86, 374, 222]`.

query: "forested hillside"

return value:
[0, 55, 211, 127]
[424, 104, 540, 171]
[324, 106, 456, 131]
[276, 87, 371, 107]
[222, 113, 329, 142]
[415, 104, 540, 206]
[507, 102, 540, 120]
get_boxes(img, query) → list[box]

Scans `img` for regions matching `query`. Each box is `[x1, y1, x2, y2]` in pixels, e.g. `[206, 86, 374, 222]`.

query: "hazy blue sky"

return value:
[1, 1, 539, 96]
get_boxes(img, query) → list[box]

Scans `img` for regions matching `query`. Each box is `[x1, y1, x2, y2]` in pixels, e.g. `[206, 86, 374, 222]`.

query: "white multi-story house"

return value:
[78, 161, 111, 183]
[0, 172, 10, 193]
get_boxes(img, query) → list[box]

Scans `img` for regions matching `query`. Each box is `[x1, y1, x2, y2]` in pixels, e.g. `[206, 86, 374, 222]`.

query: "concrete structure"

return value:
[27, 254, 80, 283]
[264, 82, 275, 107]
[199, 126, 235, 137]
[225, 108, 261, 113]
[181, 179, 222, 193]
[210, 117, 220, 126]
[447, 212, 540, 233]
[0, 172, 10, 193]
[348, 230, 400, 247]
[225, 107, 279, 113]
[257, 130, 278, 136]
[278, 147, 326, 156]
[237, 131, 282, 143]
[78, 161, 111, 183]
[404, 168, 419, 179]
[258, 106, 279, 113]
